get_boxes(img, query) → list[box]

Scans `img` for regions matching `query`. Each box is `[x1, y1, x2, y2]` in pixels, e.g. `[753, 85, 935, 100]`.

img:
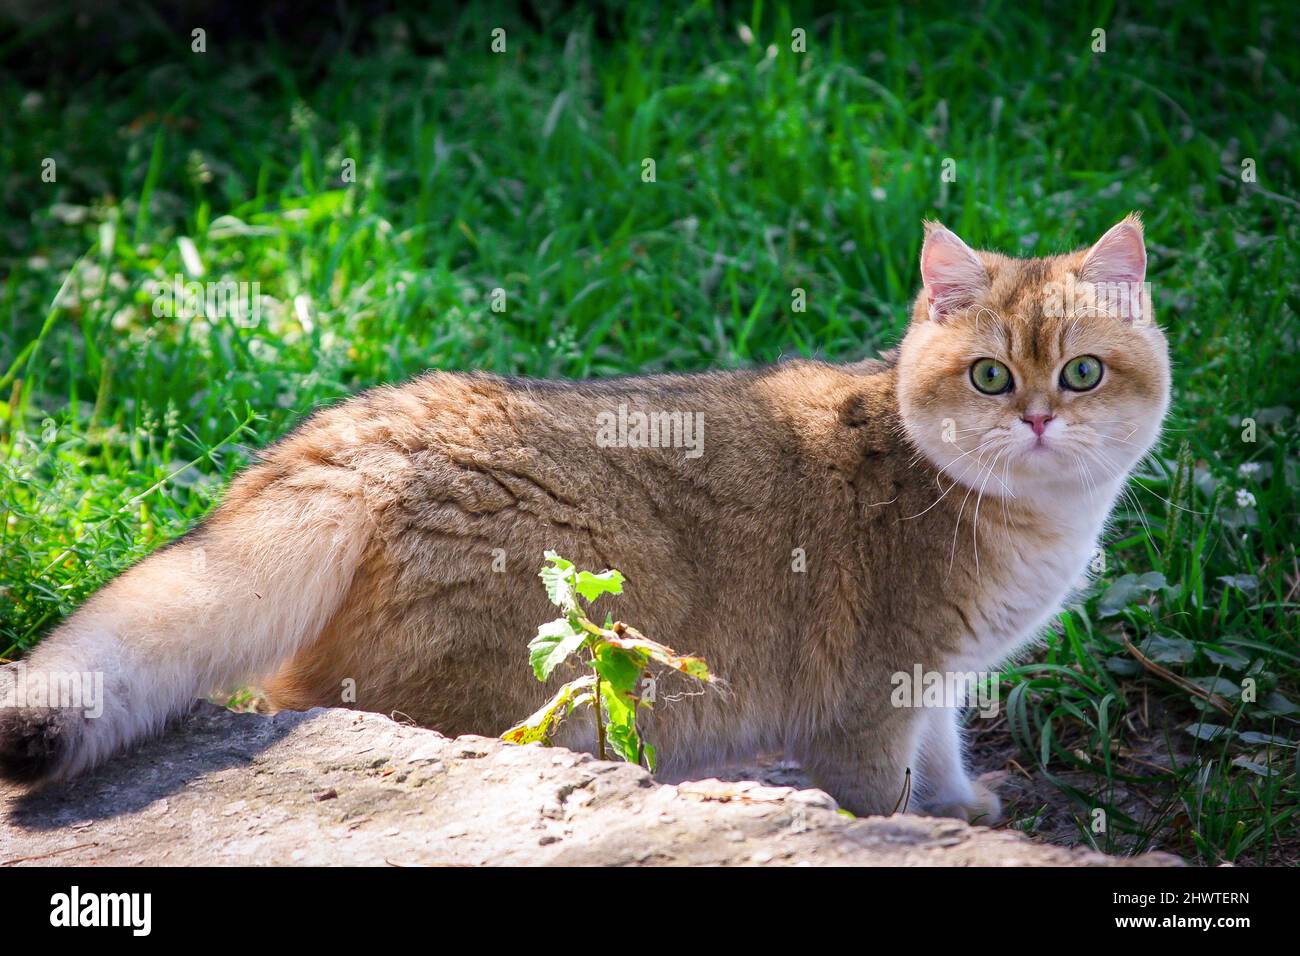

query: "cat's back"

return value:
[241, 358, 907, 575]
[270, 356, 898, 478]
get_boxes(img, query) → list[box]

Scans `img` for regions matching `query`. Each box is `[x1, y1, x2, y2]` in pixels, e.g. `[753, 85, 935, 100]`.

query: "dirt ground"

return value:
[224, 688, 1294, 865]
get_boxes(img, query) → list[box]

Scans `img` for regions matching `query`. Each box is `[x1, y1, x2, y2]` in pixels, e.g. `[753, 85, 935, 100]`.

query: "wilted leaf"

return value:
[501, 675, 595, 745]
[603, 632, 713, 681]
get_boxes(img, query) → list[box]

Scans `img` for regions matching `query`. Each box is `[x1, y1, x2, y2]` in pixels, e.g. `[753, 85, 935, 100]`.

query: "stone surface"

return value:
[0, 705, 1180, 866]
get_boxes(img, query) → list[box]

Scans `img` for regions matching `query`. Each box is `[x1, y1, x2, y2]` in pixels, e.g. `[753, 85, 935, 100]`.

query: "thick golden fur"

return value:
[0, 218, 1169, 818]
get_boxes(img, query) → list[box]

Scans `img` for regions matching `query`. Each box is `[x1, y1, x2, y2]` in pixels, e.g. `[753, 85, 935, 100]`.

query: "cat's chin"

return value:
[921, 441, 1130, 511]
[1010, 453, 1131, 509]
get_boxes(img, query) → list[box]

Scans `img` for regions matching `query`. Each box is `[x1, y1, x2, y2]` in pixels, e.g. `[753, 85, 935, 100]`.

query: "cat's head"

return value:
[896, 215, 1170, 505]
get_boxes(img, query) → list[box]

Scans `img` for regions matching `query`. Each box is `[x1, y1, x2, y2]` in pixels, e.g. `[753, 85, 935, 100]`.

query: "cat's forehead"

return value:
[963, 254, 1096, 359]
[981, 254, 1070, 316]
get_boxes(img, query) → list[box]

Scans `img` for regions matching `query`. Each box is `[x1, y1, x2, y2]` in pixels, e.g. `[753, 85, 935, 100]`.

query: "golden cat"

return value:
[0, 216, 1168, 819]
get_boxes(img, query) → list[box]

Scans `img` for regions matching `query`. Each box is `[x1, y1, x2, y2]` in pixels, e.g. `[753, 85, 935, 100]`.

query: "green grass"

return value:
[2, 1, 1298, 864]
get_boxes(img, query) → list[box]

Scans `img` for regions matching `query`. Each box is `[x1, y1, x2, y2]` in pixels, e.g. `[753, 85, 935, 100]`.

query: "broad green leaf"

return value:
[1258, 691, 1300, 716]
[1218, 507, 1258, 530]
[1203, 646, 1251, 669]
[1254, 405, 1292, 427]
[539, 551, 576, 609]
[1189, 675, 1239, 698]
[1137, 634, 1196, 664]
[594, 644, 643, 695]
[605, 722, 640, 764]
[1231, 756, 1279, 777]
[1184, 722, 1235, 742]
[501, 675, 595, 745]
[1217, 574, 1259, 593]
[601, 679, 636, 727]
[1097, 572, 1168, 617]
[1104, 656, 1142, 677]
[528, 618, 587, 681]
[575, 568, 626, 603]
[600, 681, 642, 765]
[1237, 731, 1296, 748]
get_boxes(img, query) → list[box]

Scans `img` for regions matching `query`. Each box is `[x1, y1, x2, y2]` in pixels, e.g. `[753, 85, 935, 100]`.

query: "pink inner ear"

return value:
[1081, 221, 1147, 286]
[920, 227, 988, 318]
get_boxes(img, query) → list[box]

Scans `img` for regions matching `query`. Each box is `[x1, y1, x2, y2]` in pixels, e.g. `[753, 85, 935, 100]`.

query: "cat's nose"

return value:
[1021, 413, 1054, 437]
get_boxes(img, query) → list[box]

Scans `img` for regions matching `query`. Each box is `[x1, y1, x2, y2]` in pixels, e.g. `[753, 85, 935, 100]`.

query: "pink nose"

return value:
[1022, 413, 1054, 437]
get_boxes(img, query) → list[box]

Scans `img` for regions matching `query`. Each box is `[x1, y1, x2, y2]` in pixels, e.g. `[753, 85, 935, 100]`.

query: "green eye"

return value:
[970, 358, 1013, 395]
[1061, 355, 1104, 391]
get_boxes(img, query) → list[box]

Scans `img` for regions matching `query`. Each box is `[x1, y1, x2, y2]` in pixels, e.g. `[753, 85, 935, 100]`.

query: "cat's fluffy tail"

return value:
[0, 465, 369, 785]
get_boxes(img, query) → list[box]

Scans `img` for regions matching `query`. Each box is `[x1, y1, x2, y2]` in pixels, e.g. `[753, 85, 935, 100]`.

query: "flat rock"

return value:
[0, 705, 1180, 867]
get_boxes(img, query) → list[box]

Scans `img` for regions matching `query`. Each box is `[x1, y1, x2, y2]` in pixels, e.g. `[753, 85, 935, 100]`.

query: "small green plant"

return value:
[502, 551, 713, 770]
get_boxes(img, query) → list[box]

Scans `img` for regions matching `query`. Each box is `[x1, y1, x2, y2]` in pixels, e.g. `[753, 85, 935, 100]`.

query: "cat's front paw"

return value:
[921, 779, 1002, 825]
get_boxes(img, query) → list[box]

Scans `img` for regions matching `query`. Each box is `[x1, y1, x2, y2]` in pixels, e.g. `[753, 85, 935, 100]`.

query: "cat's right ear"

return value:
[919, 221, 989, 323]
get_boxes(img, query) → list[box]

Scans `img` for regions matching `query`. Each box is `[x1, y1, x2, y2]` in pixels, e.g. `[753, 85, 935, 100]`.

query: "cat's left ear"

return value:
[1080, 214, 1146, 287]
